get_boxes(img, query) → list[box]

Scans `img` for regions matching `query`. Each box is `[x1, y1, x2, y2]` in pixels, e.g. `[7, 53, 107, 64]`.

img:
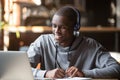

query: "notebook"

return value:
[56, 77, 92, 80]
[0, 51, 34, 80]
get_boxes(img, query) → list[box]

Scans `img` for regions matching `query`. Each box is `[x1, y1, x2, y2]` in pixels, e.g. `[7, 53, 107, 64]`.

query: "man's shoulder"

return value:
[83, 36, 98, 43]
[39, 34, 55, 42]
[34, 34, 55, 45]
[82, 36, 102, 47]
[40, 34, 54, 38]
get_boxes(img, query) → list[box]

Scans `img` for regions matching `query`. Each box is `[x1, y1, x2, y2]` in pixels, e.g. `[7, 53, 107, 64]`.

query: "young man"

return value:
[27, 6, 120, 78]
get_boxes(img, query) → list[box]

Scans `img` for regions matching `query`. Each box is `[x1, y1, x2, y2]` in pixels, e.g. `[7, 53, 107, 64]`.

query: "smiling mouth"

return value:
[54, 34, 63, 39]
[56, 35, 62, 38]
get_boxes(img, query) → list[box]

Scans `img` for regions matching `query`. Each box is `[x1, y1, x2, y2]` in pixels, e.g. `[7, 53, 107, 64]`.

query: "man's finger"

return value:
[71, 68, 78, 77]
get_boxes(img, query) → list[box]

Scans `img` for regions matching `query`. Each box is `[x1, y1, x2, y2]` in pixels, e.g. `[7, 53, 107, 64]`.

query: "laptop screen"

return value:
[0, 51, 34, 80]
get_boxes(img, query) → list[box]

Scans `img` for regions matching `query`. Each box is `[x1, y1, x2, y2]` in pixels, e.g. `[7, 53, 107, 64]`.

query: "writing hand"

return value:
[66, 66, 84, 77]
[45, 68, 65, 78]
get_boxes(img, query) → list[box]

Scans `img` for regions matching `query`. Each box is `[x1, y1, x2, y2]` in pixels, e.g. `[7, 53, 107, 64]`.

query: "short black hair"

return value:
[55, 6, 81, 27]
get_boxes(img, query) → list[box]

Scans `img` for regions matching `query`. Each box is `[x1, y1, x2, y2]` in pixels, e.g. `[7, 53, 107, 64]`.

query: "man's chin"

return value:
[55, 38, 62, 43]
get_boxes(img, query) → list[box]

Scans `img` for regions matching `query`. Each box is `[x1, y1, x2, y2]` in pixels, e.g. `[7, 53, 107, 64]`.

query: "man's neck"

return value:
[59, 36, 75, 47]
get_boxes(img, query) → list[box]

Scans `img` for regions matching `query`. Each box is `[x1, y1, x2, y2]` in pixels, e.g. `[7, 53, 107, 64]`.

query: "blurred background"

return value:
[0, 0, 120, 52]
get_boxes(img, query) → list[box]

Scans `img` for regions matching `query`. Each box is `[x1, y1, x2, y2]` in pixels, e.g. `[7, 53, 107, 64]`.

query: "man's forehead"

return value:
[52, 15, 66, 20]
[52, 15, 67, 23]
[52, 15, 74, 26]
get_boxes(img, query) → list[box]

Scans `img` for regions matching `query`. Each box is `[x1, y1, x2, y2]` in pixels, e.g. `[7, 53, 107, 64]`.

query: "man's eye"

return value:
[61, 25, 68, 29]
[52, 24, 57, 28]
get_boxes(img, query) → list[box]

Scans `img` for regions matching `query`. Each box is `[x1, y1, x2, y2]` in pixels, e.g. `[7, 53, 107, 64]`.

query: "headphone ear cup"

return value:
[74, 24, 79, 31]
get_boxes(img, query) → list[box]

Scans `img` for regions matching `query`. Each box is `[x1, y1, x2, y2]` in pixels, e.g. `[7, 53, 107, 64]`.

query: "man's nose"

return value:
[55, 26, 61, 33]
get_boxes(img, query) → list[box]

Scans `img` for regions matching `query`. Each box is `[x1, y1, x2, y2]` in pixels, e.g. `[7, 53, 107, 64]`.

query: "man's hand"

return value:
[66, 66, 84, 77]
[45, 68, 65, 78]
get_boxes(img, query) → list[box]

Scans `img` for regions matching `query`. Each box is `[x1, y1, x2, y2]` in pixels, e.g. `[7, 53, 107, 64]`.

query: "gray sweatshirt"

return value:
[27, 34, 120, 78]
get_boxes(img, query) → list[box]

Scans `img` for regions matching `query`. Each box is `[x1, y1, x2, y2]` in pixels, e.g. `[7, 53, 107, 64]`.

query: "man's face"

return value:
[52, 15, 74, 43]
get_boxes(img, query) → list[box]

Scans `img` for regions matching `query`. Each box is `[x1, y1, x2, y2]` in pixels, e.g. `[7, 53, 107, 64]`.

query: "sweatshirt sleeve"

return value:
[32, 68, 47, 78]
[27, 35, 44, 67]
[83, 64, 120, 78]
[27, 35, 49, 78]
[83, 49, 120, 78]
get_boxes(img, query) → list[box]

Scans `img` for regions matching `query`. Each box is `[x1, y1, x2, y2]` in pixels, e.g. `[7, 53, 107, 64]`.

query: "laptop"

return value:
[0, 51, 92, 80]
[0, 51, 34, 80]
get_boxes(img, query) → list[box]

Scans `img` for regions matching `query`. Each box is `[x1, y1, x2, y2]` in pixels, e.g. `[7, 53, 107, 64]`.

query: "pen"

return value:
[36, 63, 41, 69]
[33, 63, 41, 76]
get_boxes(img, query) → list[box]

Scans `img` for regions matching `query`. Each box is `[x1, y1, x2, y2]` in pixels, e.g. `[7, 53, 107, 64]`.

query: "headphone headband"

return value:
[70, 7, 81, 31]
